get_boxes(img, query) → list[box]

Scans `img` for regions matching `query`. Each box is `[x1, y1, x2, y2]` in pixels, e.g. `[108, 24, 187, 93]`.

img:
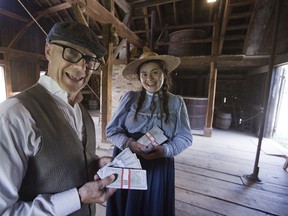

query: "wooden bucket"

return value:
[183, 97, 208, 130]
[168, 29, 208, 56]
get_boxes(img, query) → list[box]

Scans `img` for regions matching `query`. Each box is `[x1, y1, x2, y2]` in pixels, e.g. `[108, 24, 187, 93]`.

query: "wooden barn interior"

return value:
[0, 0, 288, 215]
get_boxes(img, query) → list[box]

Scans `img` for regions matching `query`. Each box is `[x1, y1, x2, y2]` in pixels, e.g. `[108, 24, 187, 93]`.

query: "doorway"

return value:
[272, 65, 288, 149]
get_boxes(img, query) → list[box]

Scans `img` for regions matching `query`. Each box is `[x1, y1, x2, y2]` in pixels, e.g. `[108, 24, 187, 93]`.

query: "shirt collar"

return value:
[146, 90, 163, 97]
[38, 75, 69, 103]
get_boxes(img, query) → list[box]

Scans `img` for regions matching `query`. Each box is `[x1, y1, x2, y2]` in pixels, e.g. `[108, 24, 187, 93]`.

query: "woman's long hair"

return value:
[133, 60, 172, 124]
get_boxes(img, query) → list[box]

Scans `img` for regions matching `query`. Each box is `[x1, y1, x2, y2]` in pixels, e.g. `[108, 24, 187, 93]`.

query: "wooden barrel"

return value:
[168, 29, 208, 56]
[215, 111, 232, 130]
[183, 97, 208, 130]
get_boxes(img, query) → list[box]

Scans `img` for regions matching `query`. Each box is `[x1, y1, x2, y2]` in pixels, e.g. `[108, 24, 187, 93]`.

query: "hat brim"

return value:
[122, 55, 181, 81]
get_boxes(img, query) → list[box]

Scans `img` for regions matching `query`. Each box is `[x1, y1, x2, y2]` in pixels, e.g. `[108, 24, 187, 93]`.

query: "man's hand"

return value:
[78, 174, 117, 204]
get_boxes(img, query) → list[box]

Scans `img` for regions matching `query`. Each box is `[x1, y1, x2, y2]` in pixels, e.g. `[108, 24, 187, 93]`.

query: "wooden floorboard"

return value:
[175, 188, 269, 216]
[175, 129, 288, 216]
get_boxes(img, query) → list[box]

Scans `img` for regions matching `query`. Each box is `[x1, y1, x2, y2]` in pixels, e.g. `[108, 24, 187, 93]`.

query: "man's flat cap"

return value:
[46, 21, 107, 58]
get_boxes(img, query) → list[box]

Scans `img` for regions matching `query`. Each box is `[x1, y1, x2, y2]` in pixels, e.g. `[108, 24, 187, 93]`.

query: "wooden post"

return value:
[204, 14, 219, 137]
[3, 54, 13, 97]
[101, 0, 113, 143]
[204, 62, 217, 137]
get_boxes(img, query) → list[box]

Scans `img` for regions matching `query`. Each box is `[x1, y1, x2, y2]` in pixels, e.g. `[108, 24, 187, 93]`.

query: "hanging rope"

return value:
[18, 0, 48, 36]
[86, 83, 100, 100]
[240, 111, 263, 123]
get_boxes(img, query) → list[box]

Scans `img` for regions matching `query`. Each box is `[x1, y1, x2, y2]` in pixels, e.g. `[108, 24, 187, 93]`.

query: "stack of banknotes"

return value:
[137, 125, 168, 153]
[97, 148, 147, 190]
[137, 125, 167, 146]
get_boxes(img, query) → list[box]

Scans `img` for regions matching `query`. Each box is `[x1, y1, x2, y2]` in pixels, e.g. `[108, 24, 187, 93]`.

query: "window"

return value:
[0, 66, 6, 103]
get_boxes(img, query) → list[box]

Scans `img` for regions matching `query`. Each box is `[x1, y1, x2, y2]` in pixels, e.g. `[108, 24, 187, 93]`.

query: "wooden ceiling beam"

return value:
[143, 7, 150, 42]
[112, 13, 132, 59]
[114, 0, 131, 13]
[228, 12, 253, 19]
[132, 0, 183, 9]
[160, 22, 214, 32]
[242, 0, 259, 54]
[230, 1, 256, 7]
[156, 5, 163, 27]
[34, 0, 66, 22]
[226, 24, 249, 30]
[0, 8, 29, 22]
[191, 0, 195, 24]
[71, 3, 88, 25]
[224, 35, 246, 41]
[155, 38, 212, 46]
[0, 47, 46, 60]
[173, 2, 178, 25]
[73, 0, 144, 48]
[7, 2, 71, 48]
[132, 14, 151, 20]
[179, 55, 269, 67]
[218, 0, 230, 55]
[34, 2, 72, 17]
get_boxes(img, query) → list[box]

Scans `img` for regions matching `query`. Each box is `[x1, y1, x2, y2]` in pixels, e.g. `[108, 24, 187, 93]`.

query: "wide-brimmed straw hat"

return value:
[122, 52, 181, 80]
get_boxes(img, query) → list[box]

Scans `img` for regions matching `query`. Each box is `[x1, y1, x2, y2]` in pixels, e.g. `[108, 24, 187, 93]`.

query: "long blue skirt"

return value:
[106, 138, 175, 216]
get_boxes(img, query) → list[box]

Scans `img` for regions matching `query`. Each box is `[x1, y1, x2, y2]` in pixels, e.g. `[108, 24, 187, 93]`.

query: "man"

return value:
[0, 21, 116, 215]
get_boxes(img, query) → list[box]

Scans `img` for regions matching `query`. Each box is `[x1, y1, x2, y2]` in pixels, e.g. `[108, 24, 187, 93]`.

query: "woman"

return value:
[106, 52, 192, 216]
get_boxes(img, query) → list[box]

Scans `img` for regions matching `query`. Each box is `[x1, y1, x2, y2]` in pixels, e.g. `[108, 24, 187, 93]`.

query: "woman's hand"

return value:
[127, 139, 165, 159]
[127, 139, 146, 155]
[139, 145, 165, 160]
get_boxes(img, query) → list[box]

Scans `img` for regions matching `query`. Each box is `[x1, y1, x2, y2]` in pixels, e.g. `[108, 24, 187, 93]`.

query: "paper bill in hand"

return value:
[97, 148, 147, 190]
[108, 148, 141, 169]
[98, 167, 147, 190]
[137, 125, 167, 146]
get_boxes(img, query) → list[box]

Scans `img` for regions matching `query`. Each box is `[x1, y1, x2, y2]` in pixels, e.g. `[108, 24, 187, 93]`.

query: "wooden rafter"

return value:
[229, 12, 253, 19]
[242, 0, 259, 54]
[132, 0, 183, 9]
[143, 7, 150, 42]
[218, 0, 230, 55]
[114, 0, 131, 13]
[155, 38, 212, 46]
[191, 0, 195, 24]
[0, 47, 46, 60]
[0, 8, 29, 22]
[156, 5, 162, 27]
[72, 0, 144, 48]
[113, 13, 131, 59]
[173, 2, 178, 25]
[150, 10, 156, 49]
[8, 2, 72, 48]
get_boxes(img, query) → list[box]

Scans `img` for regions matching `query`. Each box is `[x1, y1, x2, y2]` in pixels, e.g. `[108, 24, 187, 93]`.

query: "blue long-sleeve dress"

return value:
[106, 90, 192, 216]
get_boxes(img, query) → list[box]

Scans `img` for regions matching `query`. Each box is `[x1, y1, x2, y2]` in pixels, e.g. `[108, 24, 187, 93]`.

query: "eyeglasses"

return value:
[51, 42, 101, 71]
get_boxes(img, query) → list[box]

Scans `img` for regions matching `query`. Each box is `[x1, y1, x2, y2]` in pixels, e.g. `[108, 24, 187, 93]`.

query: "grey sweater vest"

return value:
[16, 84, 97, 216]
